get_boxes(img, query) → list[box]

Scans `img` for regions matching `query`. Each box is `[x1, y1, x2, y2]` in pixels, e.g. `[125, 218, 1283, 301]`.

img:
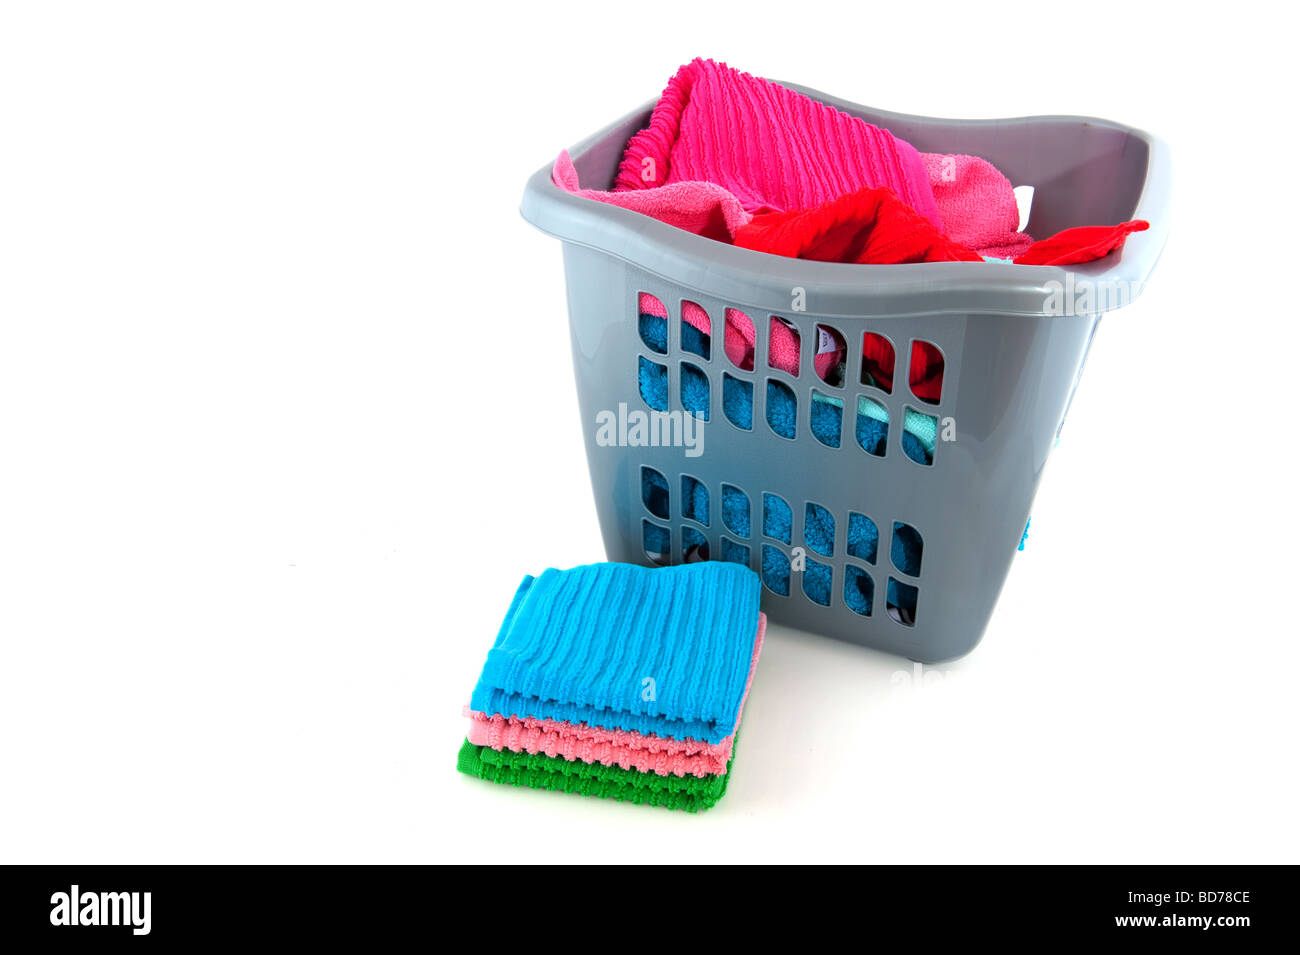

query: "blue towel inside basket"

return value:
[759, 495, 920, 575]
[640, 309, 936, 465]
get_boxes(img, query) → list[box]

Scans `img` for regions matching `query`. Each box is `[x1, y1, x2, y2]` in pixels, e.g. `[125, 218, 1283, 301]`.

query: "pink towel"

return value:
[553, 150, 751, 242]
[466, 614, 766, 778]
[921, 153, 1034, 259]
[614, 58, 942, 229]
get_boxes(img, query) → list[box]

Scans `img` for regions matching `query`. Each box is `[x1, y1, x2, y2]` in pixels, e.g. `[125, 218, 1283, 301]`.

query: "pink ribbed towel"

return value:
[466, 614, 766, 778]
[614, 58, 942, 229]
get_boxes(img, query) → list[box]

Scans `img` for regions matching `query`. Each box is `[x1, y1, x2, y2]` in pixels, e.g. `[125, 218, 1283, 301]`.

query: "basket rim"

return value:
[521, 80, 1171, 320]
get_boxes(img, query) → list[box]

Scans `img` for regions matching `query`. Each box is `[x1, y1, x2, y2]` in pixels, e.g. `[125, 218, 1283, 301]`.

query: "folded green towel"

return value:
[456, 738, 735, 813]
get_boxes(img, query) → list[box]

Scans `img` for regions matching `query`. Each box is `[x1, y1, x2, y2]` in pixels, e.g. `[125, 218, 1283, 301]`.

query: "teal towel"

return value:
[470, 562, 761, 744]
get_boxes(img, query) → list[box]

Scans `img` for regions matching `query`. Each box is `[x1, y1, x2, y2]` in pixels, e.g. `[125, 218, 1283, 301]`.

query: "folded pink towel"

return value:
[614, 58, 941, 229]
[466, 614, 766, 778]
[553, 150, 751, 242]
[921, 153, 1034, 259]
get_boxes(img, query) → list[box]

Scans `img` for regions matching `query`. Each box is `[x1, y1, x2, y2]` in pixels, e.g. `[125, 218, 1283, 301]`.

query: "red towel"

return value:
[733, 187, 983, 264]
[734, 186, 1148, 272]
[1012, 220, 1150, 266]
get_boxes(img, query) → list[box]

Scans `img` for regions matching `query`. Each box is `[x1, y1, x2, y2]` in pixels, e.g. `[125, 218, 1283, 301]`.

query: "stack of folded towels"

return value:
[458, 561, 765, 812]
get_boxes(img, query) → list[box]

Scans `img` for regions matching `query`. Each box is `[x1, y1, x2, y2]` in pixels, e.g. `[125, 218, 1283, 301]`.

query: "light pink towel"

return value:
[553, 150, 751, 243]
[614, 58, 942, 229]
[921, 153, 1034, 259]
[466, 614, 766, 778]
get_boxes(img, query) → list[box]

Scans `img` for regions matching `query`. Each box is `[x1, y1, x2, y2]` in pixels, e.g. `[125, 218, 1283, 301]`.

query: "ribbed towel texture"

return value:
[470, 562, 761, 743]
[614, 58, 941, 228]
[457, 738, 735, 812]
[465, 612, 764, 777]
[459, 562, 765, 812]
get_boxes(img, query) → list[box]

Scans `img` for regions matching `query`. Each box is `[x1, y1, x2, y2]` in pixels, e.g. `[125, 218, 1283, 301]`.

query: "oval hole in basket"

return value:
[814, 324, 846, 386]
[640, 466, 669, 520]
[638, 292, 668, 353]
[761, 544, 791, 596]
[768, 317, 800, 377]
[681, 474, 709, 526]
[804, 502, 835, 557]
[810, 391, 843, 448]
[766, 379, 797, 439]
[891, 521, 923, 576]
[721, 484, 751, 538]
[725, 308, 755, 371]
[682, 301, 711, 360]
[909, 340, 944, 405]
[861, 332, 896, 392]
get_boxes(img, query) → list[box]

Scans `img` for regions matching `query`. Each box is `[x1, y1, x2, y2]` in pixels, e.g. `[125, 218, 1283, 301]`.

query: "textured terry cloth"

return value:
[1013, 220, 1149, 266]
[758, 471, 921, 572]
[862, 334, 944, 405]
[467, 614, 766, 778]
[456, 738, 734, 812]
[850, 395, 937, 461]
[638, 294, 719, 359]
[553, 150, 751, 242]
[615, 58, 942, 229]
[921, 153, 1035, 259]
[735, 187, 982, 265]
[470, 562, 761, 745]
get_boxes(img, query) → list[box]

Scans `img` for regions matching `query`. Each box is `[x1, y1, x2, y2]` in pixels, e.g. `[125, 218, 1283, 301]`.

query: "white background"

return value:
[2, 2, 1296, 864]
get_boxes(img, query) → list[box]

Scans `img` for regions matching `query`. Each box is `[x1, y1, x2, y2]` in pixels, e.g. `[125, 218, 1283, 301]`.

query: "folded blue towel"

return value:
[470, 562, 761, 744]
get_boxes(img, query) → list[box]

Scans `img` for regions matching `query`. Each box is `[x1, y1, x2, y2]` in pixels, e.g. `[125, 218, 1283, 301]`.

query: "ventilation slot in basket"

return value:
[909, 340, 944, 405]
[861, 333, 895, 392]
[682, 301, 711, 360]
[681, 474, 709, 525]
[721, 484, 750, 538]
[641, 466, 669, 520]
[643, 520, 670, 565]
[766, 380, 797, 438]
[811, 392, 843, 448]
[856, 396, 889, 457]
[769, 317, 800, 377]
[723, 373, 753, 430]
[803, 558, 832, 607]
[682, 526, 709, 563]
[763, 492, 792, 544]
[761, 544, 791, 596]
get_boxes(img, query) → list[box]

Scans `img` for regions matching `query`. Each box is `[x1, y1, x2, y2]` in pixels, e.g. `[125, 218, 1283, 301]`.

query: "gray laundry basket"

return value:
[520, 81, 1170, 662]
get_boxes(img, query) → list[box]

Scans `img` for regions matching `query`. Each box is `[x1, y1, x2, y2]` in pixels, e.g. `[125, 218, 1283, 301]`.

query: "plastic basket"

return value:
[520, 81, 1170, 662]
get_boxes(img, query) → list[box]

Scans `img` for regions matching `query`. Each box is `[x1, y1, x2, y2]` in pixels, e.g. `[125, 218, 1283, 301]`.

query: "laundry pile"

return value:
[457, 561, 765, 812]
[554, 58, 1148, 266]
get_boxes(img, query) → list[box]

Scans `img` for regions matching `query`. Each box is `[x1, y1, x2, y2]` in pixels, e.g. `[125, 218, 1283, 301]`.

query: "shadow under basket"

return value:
[520, 81, 1170, 663]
